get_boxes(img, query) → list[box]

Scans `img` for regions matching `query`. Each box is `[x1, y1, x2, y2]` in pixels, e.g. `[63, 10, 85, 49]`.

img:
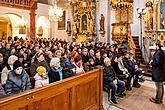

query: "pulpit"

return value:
[112, 22, 128, 43]
[112, 22, 136, 55]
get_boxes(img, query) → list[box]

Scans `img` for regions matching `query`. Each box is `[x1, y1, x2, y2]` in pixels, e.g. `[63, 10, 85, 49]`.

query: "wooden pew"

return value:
[0, 69, 103, 110]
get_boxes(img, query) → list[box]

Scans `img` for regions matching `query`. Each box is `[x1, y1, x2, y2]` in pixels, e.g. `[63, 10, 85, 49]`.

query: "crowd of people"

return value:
[0, 38, 144, 104]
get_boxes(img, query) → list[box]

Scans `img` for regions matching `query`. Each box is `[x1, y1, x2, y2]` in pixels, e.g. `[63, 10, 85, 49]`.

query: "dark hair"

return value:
[36, 51, 44, 58]
[156, 40, 162, 49]
[74, 55, 82, 63]
[89, 58, 94, 63]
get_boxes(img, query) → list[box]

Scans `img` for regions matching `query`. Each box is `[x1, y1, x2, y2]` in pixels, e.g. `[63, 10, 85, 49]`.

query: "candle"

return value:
[158, 35, 160, 40]
[153, 35, 156, 40]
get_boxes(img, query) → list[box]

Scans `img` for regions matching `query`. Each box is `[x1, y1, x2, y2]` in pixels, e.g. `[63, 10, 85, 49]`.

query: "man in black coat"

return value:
[150, 41, 165, 104]
[103, 57, 125, 104]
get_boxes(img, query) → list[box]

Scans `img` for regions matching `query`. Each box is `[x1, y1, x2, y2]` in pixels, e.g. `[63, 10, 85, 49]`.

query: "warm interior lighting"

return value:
[17, 15, 28, 26]
[48, 0, 63, 21]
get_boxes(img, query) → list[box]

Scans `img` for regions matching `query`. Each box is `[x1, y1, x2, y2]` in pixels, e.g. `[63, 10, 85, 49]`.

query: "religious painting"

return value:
[81, 15, 87, 30]
[19, 25, 26, 34]
[159, 0, 165, 30]
[58, 11, 66, 30]
[37, 26, 43, 37]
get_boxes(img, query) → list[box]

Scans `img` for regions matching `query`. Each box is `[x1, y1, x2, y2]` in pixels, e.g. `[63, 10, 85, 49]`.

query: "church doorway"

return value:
[0, 13, 27, 41]
[0, 15, 12, 41]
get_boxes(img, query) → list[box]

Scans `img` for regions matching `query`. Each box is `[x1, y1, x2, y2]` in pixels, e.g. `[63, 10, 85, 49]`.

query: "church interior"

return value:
[0, 0, 165, 110]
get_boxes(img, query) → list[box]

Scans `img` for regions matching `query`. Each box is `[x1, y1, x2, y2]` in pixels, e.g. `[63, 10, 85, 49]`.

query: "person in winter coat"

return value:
[123, 53, 141, 88]
[34, 66, 49, 88]
[103, 57, 125, 104]
[150, 41, 165, 104]
[117, 54, 132, 90]
[88, 58, 95, 71]
[0, 53, 5, 73]
[5, 60, 31, 95]
[48, 58, 65, 83]
[30, 52, 50, 77]
[0, 53, 5, 83]
[81, 48, 90, 72]
[1, 55, 18, 85]
[0, 83, 6, 98]
[94, 52, 103, 66]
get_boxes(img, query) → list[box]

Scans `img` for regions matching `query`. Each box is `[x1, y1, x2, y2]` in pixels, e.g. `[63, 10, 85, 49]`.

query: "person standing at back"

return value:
[150, 40, 165, 104]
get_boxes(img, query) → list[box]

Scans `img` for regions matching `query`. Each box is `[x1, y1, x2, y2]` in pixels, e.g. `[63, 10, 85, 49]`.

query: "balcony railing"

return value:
[0, 0, 37, 10]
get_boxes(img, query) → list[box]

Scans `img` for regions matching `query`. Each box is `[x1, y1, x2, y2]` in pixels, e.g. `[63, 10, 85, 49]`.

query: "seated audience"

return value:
[70, 50, 79, 64]
[124, 53, 141, 88]
[0, 53, 5, 73]
[0, 38, 145, 99]
[48, 58, 65, 83]
[95, 52, 103, 66]
[5, 60, 31, 95]
[88, 58, 95, 71]
[0, 83, 6, 98]
[89, 49, 95, 60]
[34, 66, 49, 88]
[30, 52, 50, 77]
[73, 55, 84, 74]
[60, 53, 76, 78]
[112, 56, 127, 80]
[103, 57, 125, 104]
[117, 54, 132, 90]
[81, 48, 90, 72]
[1, 55, 18, 85]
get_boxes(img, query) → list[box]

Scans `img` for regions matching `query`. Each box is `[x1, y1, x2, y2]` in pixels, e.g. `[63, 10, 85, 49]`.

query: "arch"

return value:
[0, 12, 21, 18]
[0, 13, 27, 40]
[36, 16, 51, 39]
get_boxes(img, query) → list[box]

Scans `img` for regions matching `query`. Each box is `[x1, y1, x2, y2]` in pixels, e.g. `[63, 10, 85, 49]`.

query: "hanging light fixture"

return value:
[48, 0, 63, 21]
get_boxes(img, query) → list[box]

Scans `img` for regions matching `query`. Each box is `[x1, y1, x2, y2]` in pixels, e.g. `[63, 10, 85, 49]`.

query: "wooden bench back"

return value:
[0, 69, 103, 110]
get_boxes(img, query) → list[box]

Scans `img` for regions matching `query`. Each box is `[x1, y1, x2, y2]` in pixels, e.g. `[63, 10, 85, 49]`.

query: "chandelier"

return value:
[48, 0, 63, 21]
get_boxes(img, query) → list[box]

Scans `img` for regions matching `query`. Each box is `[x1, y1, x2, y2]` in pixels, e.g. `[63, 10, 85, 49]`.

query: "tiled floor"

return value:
[103, 77, 165, 110]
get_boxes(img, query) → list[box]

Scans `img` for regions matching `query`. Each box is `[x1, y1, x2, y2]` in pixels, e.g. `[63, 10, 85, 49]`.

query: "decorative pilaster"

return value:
[30, 2, 37, 41]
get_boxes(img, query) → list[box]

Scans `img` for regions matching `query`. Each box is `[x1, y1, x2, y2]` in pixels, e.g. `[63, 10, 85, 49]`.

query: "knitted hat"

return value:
[36, 66, 46, 75]
[13, 60, 22, 70]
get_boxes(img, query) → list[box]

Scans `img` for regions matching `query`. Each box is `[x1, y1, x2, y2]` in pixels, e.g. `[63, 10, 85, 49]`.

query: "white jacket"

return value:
[73, 63, 85, 74]
[34, 73, 49, 88]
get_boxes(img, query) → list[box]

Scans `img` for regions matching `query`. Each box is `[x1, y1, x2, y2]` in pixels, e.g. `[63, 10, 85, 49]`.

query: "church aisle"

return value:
[103, 77, 165, 110]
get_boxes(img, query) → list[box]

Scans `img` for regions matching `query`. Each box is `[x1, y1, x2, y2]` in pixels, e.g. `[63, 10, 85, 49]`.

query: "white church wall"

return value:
[132, 0, 145, 37]
[98, 0, 109, 43]
[0, 6, 30, 39]
[37, 3, 72, 41]
[97, 0, 115, 44]
[36, 16, 50, 39]
[0, 3, 72, 41]
[110, 9, 116, 44]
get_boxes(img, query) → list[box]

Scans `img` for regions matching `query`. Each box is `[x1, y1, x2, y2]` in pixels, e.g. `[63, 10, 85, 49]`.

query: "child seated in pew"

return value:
[34, 66, 49, 88]
[103, 57, 125, 104]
